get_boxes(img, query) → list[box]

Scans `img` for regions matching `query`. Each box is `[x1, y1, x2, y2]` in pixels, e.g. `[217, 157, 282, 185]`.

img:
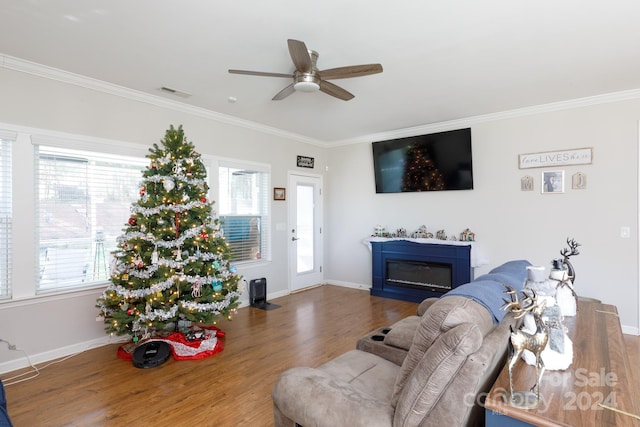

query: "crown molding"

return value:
[0, 54, 324, 147]
[4, 53, 640, 149]
[327, 87, 640, 147]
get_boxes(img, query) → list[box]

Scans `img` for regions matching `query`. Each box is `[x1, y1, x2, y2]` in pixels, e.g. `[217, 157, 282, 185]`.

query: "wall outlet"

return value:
[620, 226, 631, 238]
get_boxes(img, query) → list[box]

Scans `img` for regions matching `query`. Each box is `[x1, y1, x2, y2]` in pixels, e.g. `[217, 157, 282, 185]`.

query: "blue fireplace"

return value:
[371, 240, 471, 303]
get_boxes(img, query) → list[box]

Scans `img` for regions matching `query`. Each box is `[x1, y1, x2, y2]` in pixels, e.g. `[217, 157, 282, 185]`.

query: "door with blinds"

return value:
[288, 173, 323, 292]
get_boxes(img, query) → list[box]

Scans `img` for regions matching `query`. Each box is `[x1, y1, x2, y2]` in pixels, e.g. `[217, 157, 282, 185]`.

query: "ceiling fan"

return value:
[228, 39, 383, 101]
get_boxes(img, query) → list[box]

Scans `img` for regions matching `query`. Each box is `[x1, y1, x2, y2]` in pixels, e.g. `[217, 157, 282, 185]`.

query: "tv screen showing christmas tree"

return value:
[372, 128, 473, 193]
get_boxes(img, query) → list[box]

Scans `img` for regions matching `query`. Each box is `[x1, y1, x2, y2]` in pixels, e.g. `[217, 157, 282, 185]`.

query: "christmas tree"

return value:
[96, 125, 242, 342]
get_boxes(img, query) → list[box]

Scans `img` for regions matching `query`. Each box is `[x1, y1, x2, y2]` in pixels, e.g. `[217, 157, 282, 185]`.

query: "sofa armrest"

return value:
[272, 367, 394, 427]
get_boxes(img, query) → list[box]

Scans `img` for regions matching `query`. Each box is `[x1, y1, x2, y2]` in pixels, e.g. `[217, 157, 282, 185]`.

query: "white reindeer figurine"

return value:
[502, 285, 549, 408]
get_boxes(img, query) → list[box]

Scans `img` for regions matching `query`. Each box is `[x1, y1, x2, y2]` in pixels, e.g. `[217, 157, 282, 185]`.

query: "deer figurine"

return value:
[502, 285, 549, 407]
[559, 237, 581, 283]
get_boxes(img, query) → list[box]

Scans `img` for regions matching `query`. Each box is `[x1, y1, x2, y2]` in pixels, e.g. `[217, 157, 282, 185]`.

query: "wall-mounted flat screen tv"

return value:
[372, 128, 473, 193]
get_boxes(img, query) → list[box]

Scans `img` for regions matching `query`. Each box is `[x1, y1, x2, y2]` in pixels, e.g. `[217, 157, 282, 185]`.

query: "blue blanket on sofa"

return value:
[442, 259, 531, 323]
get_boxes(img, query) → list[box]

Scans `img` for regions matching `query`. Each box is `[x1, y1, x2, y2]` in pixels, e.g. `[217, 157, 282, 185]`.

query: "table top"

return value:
[485, 300, 640, 427]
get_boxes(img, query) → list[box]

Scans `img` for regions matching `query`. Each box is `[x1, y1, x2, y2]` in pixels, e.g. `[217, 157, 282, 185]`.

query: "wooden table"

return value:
[485, 301, 640, 427]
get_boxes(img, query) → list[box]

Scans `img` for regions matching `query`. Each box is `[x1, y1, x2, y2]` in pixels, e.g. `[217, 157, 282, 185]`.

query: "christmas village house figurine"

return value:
[96, 125, 243, 367]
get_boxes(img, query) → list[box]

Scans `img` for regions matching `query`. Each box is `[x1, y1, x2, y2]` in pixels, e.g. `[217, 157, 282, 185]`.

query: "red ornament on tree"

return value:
[129, 217, 137, 226]
[140, 187, 146, 195]
[200, 197, 207, 203]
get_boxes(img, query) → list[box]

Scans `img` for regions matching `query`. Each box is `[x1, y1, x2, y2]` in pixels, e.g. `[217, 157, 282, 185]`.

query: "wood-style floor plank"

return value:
[2, 285, 418, 427]
[3, 285, 639, 427]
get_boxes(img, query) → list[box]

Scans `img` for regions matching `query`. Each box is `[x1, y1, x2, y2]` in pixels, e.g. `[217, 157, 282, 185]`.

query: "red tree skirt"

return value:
[118, 326, 225, 361]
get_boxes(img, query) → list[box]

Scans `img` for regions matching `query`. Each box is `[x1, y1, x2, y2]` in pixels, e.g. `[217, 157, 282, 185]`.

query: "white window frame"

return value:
[0, 130, 16, 300]
[210, 157, 271, 264]
[32, 135, 148, 295]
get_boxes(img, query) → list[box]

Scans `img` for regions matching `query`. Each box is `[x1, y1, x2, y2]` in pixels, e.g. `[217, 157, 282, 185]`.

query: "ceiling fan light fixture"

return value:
[294, 81, 320, 92]
[294, 73, 320, 92]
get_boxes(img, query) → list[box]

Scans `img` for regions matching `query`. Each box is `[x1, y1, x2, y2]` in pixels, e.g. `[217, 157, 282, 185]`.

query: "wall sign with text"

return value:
[519, 148, 593, 169]
[297, 155, 314, 168]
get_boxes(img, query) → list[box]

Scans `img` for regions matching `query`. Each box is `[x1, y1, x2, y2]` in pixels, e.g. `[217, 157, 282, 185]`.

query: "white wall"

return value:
[325, 99, 640, 333]
[1, 62, 639, 373]
[0, 66, 327, 371]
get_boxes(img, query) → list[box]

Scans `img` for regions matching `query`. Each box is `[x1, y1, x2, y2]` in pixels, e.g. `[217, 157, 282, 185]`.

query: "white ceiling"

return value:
[2, 1, 640, 145]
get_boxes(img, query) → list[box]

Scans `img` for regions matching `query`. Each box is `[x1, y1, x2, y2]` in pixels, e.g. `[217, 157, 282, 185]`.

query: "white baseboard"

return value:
[622, 324, 640, 336]
[324, 280, 371, 291]
[0, 335, 124, 375]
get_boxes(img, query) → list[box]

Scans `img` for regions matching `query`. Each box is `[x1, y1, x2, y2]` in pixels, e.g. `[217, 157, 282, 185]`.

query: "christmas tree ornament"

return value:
[163, 178, 175, 191]
[151, 246, 159, 264]
[192, 281, 202, 298]
[129, 217, 137, 226]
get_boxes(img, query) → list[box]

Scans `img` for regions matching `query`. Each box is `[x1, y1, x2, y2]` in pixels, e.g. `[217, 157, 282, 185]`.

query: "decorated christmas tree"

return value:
[96, 125, 242, 343]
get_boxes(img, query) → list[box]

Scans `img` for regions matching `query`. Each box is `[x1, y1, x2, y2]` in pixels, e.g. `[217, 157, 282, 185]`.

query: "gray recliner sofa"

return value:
[272, 260, 530, 427]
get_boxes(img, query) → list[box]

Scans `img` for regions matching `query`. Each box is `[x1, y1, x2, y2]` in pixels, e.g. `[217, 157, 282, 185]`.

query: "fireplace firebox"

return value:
[371, 240, 471, 303]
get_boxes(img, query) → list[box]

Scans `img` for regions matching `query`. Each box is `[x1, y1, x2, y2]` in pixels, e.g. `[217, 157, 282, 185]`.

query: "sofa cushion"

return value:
[391, 296, 493, 406]
[393, 322, 483, 426]
[318, 349, 400, 403]
[272, 350, 399, 427]
[416, 297, 439, 316]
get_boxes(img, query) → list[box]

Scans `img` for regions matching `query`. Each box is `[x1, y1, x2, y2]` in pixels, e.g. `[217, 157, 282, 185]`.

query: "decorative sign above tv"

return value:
[372, 128, 473, 193]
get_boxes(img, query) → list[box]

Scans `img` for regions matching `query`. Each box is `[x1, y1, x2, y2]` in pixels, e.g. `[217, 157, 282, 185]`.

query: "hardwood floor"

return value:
[3, 285, 639, 427]
[2, 285, 419, 427]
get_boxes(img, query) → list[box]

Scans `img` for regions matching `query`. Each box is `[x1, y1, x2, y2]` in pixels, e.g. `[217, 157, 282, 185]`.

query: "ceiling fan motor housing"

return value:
[294, 50, 320, 92]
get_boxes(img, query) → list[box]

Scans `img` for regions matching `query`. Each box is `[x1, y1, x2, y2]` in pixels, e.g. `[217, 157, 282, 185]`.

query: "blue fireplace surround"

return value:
[371, 240, 471, 303]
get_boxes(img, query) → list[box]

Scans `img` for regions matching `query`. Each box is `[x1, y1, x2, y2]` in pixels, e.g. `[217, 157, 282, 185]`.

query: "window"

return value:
[35, 145, 147, 292]
[0, 131, 15, 299]
[218, 161, 270, 263]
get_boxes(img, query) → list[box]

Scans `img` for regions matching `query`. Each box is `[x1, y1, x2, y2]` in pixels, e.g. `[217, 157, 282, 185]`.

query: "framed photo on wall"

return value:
[274, 187, 286, 200]
[541, 171, 564, 194]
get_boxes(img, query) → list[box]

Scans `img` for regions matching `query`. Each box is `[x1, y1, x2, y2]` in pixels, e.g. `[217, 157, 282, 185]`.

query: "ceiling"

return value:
[2, 1, 640, 145]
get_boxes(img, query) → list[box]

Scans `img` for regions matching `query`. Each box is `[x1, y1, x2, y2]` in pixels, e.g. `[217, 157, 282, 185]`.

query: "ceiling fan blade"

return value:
[272, 83, 296, 101]
[318, 64, 383, 80]
[228, 69, 292, 78]
[287, 39, 312, 73]
[319, 80, 354, 101]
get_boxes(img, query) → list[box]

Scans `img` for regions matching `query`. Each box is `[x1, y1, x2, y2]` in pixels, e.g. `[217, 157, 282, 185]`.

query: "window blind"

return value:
[35, 145, 147, 292]
[218, 162, 271, 262]
[0, 132, 15, 299]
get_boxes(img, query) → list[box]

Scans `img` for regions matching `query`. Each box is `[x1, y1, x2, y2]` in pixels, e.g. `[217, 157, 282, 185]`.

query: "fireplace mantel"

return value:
[369, 239, 476, 303]
[362, 237, 489, 268]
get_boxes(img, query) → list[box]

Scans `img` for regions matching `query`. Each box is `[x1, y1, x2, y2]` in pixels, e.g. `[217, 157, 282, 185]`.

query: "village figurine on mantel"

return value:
[411, 225, 432, 238]
[371, 225, 476, 242]
[460, 228, 475, 241]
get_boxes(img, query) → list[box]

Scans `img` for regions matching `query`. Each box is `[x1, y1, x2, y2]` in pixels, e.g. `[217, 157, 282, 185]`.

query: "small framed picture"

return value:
[521, 175, 534, 191]
[273, 187, 286, 200]
[572, 172, 587, 189]
[541, 171, 565, 194]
